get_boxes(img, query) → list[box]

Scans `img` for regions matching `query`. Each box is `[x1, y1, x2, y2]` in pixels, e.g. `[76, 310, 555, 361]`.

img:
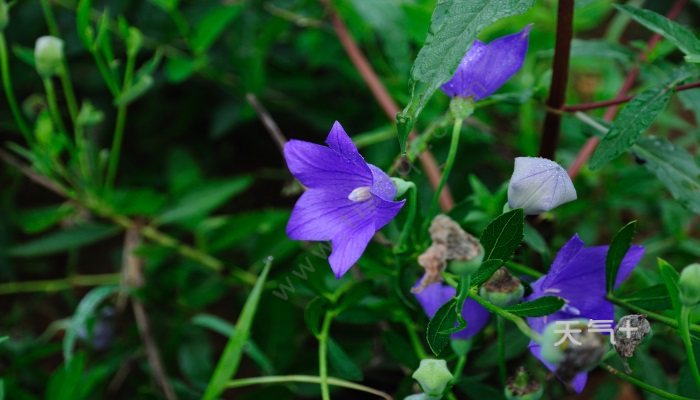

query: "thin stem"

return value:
[452, 354, 467, 382]
[469, 290, 541, 343]
[608, 295, 700, 334]
[0, 273, 121, 295]
[394, 182, 417, 254]
[402, 315, 429, 360]
[43, 77, 68, 135]
[424, 117, 462, 231]
[562, 81, 700, 112]
[679, 306, 700, 392]
[226, 375, 392, 400]
[0, 33, 31, 140]
[318, 312, 333, 400]
[497, 316, 506, 384]
[603, 364, 694, 400]
[539, 0, 574, 160]
[105, 52, 136, 189]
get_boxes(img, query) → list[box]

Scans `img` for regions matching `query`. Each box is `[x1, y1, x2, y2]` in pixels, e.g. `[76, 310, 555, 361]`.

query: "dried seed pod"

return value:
[614, 314, 651, 359]
[505, 367, 543, 400]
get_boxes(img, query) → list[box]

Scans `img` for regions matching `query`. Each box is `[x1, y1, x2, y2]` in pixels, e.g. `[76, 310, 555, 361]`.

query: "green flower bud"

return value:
[412, 359, 453, 398]
[391, 177, 413, 198]
[34, 36, 64, 78]
[679, 263, 700, 307]
[0, 1, 9, 31]
[450, 338, 472, 357]
[504, 367, 543, 400]
[449, 247, 483, 276]
[479, 267, 524, 307]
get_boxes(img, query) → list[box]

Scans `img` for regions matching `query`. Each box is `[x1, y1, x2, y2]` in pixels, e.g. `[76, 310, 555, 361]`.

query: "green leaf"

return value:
[472, 259, 504, 286]
[658, 258, 681, 316]
[616, 5, 700, 58]
[327, 338, 364, 381]
[606, 221, 637, 294]
[15, 204, 75, 234]
[634, 137, 700, 214]
[590, 84, 672, 169]
[304, 296, 329, 337]
[190, 4, 244, 54]
[7, 223, 120, 257]
[190, 313, 275, 375]
[63, 286, 118, 361]
[619, 284, 672, 310]
[503, 296, 564, 317]
[426, 299, 457, 356]
[47, 353, 86, 400]
[480, 208, 524, 262]
[203, 257, 273, 400]
[382, 330, 419, 368]
[156, 177, 252, 225]
[396, 0, 535, 150]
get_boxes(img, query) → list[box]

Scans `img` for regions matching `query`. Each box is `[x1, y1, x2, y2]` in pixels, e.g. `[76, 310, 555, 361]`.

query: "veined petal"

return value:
[325, 121, 365, 167]
[329, 218, 376, 278]
[441, 25, 531, 100]
[508, 157, 577, 215]
[369, 164, 397, 201]
[284, 139, 372, 191]
[373, 196, 405, 231]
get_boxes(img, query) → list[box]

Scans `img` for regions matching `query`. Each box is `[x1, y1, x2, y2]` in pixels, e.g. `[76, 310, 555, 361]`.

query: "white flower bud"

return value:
[34, 36, 64, 78]
[507, 157, 576, 215]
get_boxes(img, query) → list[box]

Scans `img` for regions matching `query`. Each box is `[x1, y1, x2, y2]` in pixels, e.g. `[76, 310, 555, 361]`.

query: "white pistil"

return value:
[348, 186, 372, 202]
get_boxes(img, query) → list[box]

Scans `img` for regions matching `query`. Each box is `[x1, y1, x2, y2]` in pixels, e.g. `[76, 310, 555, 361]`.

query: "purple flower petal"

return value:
[374, 196, 405, 231]
[287, 189, 368, 241]
[441, 25, 531, 100]
[413, 280, 490, 339]
[325, 121, 365, 166]
[369, 164, 397, 201]
[284, 139, 372, 191]
[329, 219, 376, 278]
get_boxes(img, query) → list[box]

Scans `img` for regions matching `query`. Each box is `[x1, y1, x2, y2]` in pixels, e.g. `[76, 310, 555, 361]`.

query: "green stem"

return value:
[469, 290, 541, 343]
[393, 182, 417, 254]
[43, 77, 68, 135]
[0, 273, 121, 295]
[453, 354, 467, 382]
[603, 364, 694, 400]
[424, 117, 463, 230]
[680, 306, 700, 392]
[609, 295, 700, 334]
[318, 312, 333, 400]
[226, 375, 392, 400]
[105, 53, 136, 189]
[402, 315, 429, 360]
[0, 33, 31, 140]
[497, 316, 506, 384]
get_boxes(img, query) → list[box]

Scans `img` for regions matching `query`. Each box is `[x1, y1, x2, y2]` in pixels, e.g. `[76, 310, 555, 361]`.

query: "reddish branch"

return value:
[563, 81, 700, 112]
[319, 0, 454, 211]
[567, 0, 689, 178]
[539, 0, 575, 160]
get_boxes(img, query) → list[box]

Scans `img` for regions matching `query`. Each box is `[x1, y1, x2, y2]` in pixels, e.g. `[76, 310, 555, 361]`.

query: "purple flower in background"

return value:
[284, 122, 405, 278]
[441, 25, 531, 100]
[526, 235, 644, 392]
[414, 278, 490, 339]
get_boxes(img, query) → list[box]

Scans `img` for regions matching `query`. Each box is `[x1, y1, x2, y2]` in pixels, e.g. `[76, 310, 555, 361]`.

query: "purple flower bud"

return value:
[508, 157, 577, 215]
[441, 25, 531, 100]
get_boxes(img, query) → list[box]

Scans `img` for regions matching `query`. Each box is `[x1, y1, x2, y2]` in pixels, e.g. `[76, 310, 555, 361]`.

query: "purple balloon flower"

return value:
[526, 234, 645, 393]
[284, 121, 405, 278]
[413, 278, 490, 339]
[441, 25, 532, 100]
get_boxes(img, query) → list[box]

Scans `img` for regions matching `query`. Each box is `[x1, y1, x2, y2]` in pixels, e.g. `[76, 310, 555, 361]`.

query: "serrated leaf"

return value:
[658, 258, 681, 316]
[472, 259, 504, 286]
[619, 284, 672, 310]
[616, 5, 700, 58]
[426, 299, 457, 356]
[480, 208, 524, 262]
[327, 338, 364, 381]
[7, 223, 120, 257]
[503, 296, 564, 317]
[606, 221, 637, 294]
[304, 296, 329, 337]
[590, 84, 671, 169]
[396, 0, 535, 151]
[634, 137, 700, 214]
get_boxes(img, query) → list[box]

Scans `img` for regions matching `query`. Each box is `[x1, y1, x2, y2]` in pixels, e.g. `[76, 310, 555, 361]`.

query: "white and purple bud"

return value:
[412, 359, 454, 399]
[507, 157, 577, 215]
[34, 36, 64, 78]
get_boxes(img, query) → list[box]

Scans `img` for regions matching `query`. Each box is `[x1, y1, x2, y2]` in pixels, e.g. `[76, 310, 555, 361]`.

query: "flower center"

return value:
[348, 186, 372, 202]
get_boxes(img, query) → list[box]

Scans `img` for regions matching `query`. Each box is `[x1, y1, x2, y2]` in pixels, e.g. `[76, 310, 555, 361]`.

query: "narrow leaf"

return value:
[8, 223, 120, 257]
[304, 296, 329, 337]
[426, 299, 457, 356]
[616, 5, 700, 57]
[396, 0, 535, 150]
[634, 137, 700, 214]
[203, 258, 273, 400]
[620, 284, 672, 310]
[190, 5, 244, 54]
[480, 208, 524, 262]
[503, 296, 564, 317]
[327, 338, 364, 381]
[606, 221, 637, 294]
[658, 258, 682, 316]
[590, 84, 671, 169]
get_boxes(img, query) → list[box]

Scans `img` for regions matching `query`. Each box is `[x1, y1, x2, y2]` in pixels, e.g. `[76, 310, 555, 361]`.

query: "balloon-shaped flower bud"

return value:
[0, 1, 9, 31]
[441, 25, 531, 100]
[507, 157, 577, 215]
[34, 36, 64, 78]
[614, 314, 651, 364]
[404, 394, 428, 400]
[541, 319, 607, 385]
[679, 263, 700, 307]
[391, 177, 413, 198]
[479, 267, 524, 307]
[505, 367, 543, 400]
[412, 359, 454, 398]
